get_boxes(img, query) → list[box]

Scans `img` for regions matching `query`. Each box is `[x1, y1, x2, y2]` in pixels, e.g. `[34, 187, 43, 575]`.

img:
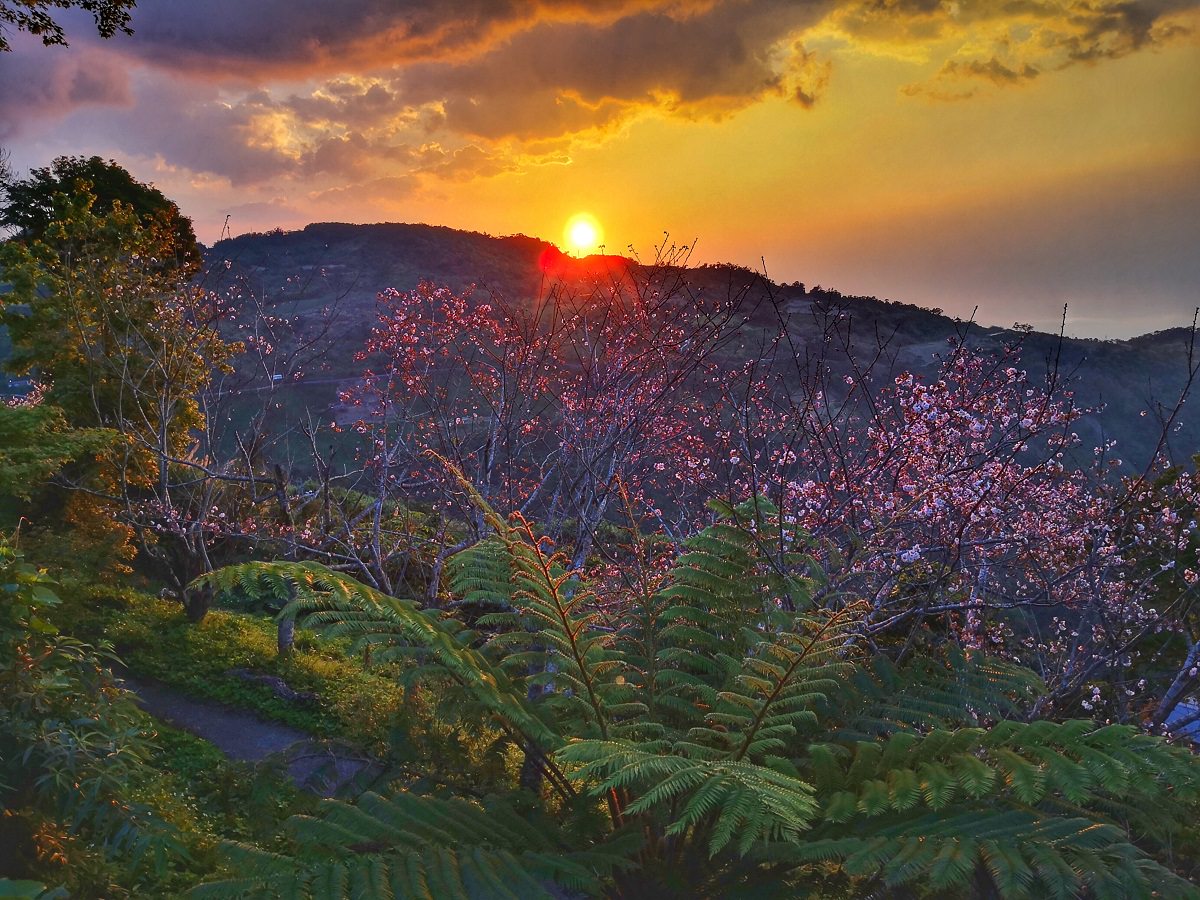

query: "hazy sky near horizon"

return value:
[2, 0, 1198, 337]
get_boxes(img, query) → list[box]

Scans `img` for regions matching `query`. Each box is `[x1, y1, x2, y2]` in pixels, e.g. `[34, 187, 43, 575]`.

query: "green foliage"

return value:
[88, 589, 405, 748]
[191, 485, 1200, 898]
[796, 721, 1200, 897]
[189, 792, 629, 900]
[830, 643, 1045, 741]
[0, 880, 65, 899]
[194, 560, 557, 756]
[141, 723, 310, 849]
[0, 404, 114, 502]
[0, 170, 237, 584]
[0, 540, 179, 891]
[64, 582, 508, 797]
[1, 156, 199, 271]
[108, 723, 316, 898]
[0, 190, 223, 440]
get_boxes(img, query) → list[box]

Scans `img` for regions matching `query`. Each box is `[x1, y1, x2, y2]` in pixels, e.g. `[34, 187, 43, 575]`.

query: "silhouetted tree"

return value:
[0, 0, 134, 52]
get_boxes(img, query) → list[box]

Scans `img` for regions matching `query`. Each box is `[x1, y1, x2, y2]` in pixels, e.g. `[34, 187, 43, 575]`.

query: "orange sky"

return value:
[2, 0, 1198, 336]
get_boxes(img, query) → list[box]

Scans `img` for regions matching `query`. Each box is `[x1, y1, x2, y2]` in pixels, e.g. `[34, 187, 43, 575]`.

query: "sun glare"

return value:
[564, 213, 603, 255]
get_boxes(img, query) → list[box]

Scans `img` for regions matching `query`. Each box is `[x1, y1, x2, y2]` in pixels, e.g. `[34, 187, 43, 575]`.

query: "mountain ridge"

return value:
[204, 221, 1200, 471]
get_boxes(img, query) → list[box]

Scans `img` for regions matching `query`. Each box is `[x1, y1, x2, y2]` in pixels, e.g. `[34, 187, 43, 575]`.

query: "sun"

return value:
[563, 213, 603, 256]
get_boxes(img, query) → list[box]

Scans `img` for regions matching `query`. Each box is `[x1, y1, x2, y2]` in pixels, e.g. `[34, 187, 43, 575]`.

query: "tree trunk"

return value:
[277, 581, 298, 657]
[519, 744, 545, 794]
[182, 585, 211, 623]
[1152, 638, 1200, 726]
[277, 616, 295, 657]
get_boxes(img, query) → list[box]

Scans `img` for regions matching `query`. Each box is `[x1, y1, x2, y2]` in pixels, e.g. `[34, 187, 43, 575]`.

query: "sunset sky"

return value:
[2, 0, 1198, 337]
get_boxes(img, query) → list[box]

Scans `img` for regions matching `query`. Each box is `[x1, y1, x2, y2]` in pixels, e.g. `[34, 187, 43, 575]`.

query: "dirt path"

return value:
[121, 674, 377, 794]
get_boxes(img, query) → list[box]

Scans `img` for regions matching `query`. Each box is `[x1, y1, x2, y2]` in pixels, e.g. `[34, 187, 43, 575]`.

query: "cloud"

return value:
[1061, 0, 1195, 60]
[302, 132, 377, 178]
[880, 0, 1200, 99]
[56, 78, 302, 186]
[903, 56, 1040, 100]
[414, 143, 523, 180]
[308, 175, 418, 214]
[93, 1, 700, 79]
[391, 1, 832, 141]
[7, 0, 1192, 193]
[21, 2, 832, 188]
[285, 79, 413, 131]
[0, 40, 131, 139]
[942, 58, 1040, 86]
[75, 0, 831, 188]
[788, 44, 832, 108]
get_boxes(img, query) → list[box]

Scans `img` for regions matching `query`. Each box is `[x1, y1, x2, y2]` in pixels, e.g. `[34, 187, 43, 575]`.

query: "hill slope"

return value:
[206, 222, 1200, 471]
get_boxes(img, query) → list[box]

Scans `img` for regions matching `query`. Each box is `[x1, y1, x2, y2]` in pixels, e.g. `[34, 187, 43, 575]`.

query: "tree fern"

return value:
[559, 740, 818, 856]
[831, 644, 1044, 741]
[693, 603, 864, 763]
[434, 455, 644, 744]
[191, 484, 1200, 899]
[792, 719, 1200, 897]
[188, 792, 628, 900]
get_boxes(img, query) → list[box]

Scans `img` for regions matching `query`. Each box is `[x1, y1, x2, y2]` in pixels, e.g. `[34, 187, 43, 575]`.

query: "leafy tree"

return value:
[0, 540, 174, 889]
[0, 0, 134, 52]
[0, 404, 112, 503]
[0, 188, 217, 448]
[0, 174, 238, 586]
[1, 156, 201, 273]
[320, 267, 1200, 726]
[193, 484, 1200, 898]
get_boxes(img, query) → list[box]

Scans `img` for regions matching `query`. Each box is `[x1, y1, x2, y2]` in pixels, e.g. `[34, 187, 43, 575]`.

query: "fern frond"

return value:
[688, 603, 866, 762]
[774, 808, 1199, 899]
[435, 454, 634, 742]
[191, 791, 627, 899]
[559, 739, 818, 856]
[832, 645, 1044, 741]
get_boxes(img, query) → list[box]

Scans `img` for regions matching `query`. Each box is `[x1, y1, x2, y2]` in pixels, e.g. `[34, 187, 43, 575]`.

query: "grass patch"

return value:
[58, 582, 405, 751]
[55, 581, 506, 785]
[116, 720, 313, 898]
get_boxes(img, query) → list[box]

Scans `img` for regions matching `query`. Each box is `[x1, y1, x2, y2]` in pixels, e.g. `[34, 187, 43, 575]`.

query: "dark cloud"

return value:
[0, 41, 130, 139]
[92, 1, 691, 79]
[302, 132, 376, 178]
[26, 0, 827, 184]
[942, 58, 1040, 85]
[286, 81, 409, 130]
[1061, 0, 1195, 62]
[7, 0, 1192, 189]
[134, 96, 296, 185]
[395, 0, 832, 140]
[909, 56, 1041, 97]
[224, 1, 836, 145]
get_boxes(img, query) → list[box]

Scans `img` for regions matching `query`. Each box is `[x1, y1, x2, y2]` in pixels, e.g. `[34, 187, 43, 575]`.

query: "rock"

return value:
[225, 667, 319, 704]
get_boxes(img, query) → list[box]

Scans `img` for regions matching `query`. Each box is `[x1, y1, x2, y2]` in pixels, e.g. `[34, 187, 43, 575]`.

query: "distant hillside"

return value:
[206, 222, 1200, 472]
